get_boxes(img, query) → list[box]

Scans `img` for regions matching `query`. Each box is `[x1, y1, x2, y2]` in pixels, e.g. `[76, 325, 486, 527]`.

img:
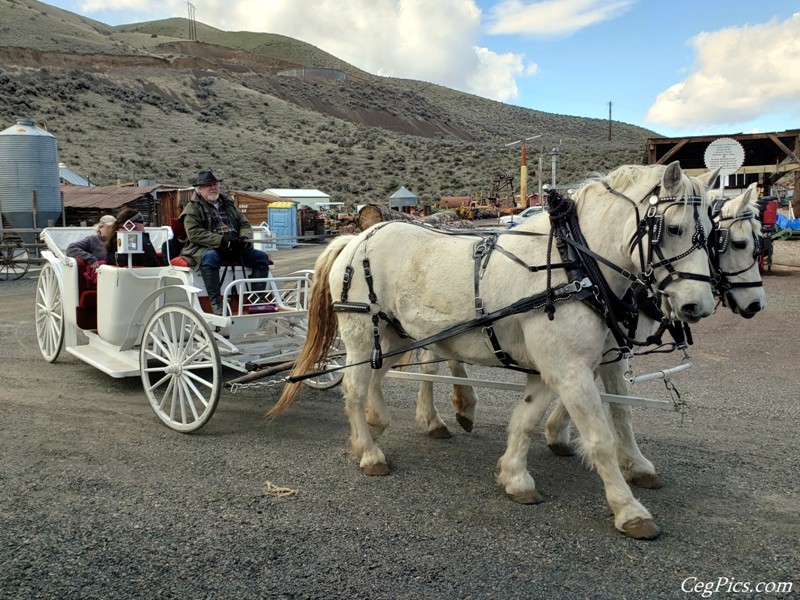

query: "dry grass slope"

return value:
[0, 0, 658, 203]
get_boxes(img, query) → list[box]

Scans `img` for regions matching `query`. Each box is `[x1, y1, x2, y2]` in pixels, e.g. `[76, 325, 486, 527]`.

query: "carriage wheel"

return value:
[302, 334, 345, 390]
[34, 262, 64, 362]
[140, 305, 222, 433]
[0, 239, 30, 281]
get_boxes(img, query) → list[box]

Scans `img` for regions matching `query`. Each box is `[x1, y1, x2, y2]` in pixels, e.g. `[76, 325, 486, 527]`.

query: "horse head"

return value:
[605, 161, 717, 324]
[708, 183, 767, 318]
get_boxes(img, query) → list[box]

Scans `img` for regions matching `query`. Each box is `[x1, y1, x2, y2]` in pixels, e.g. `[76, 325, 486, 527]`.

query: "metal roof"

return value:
[389, 186, 418, 199]
[263, 188, 331, 199]
[58, 163, 92, 187]
[61, 184, 159, 209]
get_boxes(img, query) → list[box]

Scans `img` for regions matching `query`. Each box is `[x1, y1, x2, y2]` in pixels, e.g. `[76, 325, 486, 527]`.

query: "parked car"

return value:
[498, 205, 544, 225]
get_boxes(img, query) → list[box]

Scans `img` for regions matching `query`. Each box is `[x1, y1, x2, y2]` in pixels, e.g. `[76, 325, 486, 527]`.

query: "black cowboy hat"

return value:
[192, 170, 223, 186]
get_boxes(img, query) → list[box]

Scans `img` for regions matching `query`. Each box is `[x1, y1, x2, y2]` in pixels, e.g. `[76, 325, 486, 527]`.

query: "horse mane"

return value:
[574, 164, 710, 224]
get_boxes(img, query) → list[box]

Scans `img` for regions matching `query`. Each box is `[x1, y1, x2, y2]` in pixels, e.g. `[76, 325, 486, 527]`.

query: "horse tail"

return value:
[268, 235, 353, 418]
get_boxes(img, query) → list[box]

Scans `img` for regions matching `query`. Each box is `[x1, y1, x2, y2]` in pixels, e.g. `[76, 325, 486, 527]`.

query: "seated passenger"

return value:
[65, 214, 115, 274]
[104, 208, 160, 267]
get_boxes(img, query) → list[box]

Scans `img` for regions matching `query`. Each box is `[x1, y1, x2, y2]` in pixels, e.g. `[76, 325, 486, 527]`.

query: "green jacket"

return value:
[179, 191, 254, 269]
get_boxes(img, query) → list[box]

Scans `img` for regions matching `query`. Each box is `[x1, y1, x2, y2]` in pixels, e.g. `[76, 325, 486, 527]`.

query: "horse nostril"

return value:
[746, 301, 763, 314]
[680, 303, 699, 317]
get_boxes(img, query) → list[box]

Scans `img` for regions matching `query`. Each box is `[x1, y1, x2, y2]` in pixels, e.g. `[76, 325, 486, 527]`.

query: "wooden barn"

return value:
[645, 129, 800, 212]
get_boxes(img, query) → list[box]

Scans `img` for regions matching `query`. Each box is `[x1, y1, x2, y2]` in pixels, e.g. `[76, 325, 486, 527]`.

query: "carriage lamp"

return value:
[117, 230, 144, 254]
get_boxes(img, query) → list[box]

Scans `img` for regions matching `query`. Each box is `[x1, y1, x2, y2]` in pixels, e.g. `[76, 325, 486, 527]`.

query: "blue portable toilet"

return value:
[267, 201, 298, 248]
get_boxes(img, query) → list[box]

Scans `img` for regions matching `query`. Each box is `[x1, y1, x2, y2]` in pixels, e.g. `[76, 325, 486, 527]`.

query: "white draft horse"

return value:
[544, 183, 767, 484]
[271, 162, 716, 539]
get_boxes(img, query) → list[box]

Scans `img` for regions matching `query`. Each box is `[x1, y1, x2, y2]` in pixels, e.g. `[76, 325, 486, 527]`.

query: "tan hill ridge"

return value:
[0, 0, 657, 202]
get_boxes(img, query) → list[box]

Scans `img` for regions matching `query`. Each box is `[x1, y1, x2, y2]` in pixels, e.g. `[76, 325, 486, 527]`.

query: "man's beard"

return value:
[205, 191, 220, 203]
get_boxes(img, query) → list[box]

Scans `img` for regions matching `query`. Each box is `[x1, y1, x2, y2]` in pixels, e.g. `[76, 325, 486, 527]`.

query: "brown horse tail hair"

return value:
[267, 236, 353, 419]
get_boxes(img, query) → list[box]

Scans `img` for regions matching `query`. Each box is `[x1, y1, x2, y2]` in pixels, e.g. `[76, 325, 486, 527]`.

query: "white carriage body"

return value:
[38, 225, 314, 378]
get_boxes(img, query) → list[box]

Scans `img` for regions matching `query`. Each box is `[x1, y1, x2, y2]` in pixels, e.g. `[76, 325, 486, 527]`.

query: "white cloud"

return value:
[646, 13, 800, 130]
[486, 0, 636, 37]
[70, 0, 535, 102]
[227, 0, 531, 101]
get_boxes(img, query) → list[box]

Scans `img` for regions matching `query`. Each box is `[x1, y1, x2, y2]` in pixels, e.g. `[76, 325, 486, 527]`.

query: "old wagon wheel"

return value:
[0, 238, 30, 281]
[140, 305, 222, 433]
[34, 262, 64, 362]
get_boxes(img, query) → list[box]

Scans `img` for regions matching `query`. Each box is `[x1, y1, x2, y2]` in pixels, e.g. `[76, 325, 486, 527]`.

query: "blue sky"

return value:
[42, 0, 800, 137]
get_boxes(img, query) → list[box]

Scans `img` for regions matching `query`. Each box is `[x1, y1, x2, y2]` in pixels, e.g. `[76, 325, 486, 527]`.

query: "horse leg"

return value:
[556, 372, 660, 539]
[343, 364, 389, 476]
[414, 349, 452, 439]
[496, 377, 556, 504]
[364, 368, 392, 440]
[598, 364, 662, 489]
[448, 360, 478, 433]
[544, 399, 575, 457]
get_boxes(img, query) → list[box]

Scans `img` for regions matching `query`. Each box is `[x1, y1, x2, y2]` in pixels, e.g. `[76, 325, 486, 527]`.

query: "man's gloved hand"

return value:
[217, 232, 234, 252]
[236, 235, 252, 250]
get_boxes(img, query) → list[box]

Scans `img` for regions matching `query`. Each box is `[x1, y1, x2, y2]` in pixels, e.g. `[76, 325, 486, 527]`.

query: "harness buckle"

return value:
[474, 297, 484, 313]
[368, 302, 381, 315]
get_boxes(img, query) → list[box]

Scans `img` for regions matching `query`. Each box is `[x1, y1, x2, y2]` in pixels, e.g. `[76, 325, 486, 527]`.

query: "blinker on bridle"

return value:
[620, 184, 710, 293]
[708, 198, 763, 293]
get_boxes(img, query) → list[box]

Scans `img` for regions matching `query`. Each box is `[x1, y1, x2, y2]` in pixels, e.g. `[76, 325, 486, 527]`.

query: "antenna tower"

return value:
[187, 2, 197, 41]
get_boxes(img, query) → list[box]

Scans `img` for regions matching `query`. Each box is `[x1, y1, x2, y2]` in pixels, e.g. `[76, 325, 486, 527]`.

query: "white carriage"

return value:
[34, 225, 342, 433]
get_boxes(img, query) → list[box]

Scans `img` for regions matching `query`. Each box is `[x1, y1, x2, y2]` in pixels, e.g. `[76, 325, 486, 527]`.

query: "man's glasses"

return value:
[130, 213, 145, 223]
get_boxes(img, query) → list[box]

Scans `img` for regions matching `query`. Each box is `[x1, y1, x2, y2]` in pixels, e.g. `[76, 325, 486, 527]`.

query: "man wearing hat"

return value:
[179, 170, 270, 315]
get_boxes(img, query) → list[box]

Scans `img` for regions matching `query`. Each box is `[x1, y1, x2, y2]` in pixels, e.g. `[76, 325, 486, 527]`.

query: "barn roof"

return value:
[61, 184, 159, 209]
[263, 188, 330, 199]
[389, 186, 418, 200]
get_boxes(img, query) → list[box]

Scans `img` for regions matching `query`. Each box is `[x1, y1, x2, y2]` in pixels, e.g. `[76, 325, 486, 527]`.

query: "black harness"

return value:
[708, 197, 763, 301]
[326, 182, 710, 375]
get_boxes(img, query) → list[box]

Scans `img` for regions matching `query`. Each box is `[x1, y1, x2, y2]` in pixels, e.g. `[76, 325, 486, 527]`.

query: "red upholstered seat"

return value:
[74, 258, 97, 330]
[170, 256, 191, 268]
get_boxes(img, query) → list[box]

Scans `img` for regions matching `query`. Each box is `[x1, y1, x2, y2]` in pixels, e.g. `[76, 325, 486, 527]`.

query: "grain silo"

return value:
[0, 118, 62, 242]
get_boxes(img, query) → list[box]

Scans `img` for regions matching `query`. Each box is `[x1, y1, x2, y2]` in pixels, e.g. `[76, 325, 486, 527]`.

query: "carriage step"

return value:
[67, 343, 140, 378]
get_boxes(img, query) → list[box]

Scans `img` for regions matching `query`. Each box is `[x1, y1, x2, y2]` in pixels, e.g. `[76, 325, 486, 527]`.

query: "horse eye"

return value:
[668, 225, 683, 236]
[731, 240, 747, 250]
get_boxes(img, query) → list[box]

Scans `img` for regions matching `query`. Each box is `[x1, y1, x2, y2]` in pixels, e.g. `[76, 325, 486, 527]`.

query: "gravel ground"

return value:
[1, 243, 798, 599]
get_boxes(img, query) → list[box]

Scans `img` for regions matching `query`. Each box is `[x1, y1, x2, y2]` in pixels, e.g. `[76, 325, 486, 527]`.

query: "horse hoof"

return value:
[455, 414, 473, 433]
[630, 473, 664, 489]
[506, 489, 543, 504]
[621, 517, 661, 540]
[361, 463, 390, 476]
[547, 442, 575, 457]
[428, 425, 452, 439]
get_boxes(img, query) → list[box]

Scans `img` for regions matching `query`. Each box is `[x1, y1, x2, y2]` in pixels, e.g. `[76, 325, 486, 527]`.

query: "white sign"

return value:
[704, 137, 745, 176]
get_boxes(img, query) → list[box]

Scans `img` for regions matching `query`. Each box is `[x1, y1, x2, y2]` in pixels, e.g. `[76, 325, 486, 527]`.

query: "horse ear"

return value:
[661, 161, 683, 195]
[740, 182, 758, 210]
[697, 167, 722, 190]
[726, 183, 757, 215]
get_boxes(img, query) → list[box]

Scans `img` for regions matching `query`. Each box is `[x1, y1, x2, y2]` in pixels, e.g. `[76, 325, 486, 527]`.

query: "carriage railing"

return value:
[221, 274, 312, 317]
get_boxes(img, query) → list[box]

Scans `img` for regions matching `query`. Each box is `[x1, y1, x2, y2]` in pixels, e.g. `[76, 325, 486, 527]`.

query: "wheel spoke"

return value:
[141, 305, 221, 432]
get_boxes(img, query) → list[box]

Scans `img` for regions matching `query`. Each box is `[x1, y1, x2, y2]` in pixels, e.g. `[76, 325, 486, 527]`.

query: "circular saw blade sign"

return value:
[704, 138, 745, 176]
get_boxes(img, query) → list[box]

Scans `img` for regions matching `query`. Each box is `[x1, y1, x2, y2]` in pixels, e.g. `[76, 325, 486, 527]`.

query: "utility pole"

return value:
[549, 146, 560, 187]
[608, 101, 612, 141]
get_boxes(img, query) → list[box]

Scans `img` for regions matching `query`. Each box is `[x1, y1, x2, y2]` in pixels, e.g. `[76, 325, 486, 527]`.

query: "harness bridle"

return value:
[602, 181, 711, 295]
[708, 197, 763, 297]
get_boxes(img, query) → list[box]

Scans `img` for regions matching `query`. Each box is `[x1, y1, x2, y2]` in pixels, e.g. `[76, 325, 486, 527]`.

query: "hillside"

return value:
[0, 0, 658, 202]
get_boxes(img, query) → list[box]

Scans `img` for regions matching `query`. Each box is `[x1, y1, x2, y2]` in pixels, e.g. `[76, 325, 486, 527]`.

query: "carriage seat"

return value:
[74, 258, 98, 330]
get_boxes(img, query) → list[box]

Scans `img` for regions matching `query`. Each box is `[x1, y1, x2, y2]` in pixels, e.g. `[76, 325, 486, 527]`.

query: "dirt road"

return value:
[1, 243, 798, 599]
